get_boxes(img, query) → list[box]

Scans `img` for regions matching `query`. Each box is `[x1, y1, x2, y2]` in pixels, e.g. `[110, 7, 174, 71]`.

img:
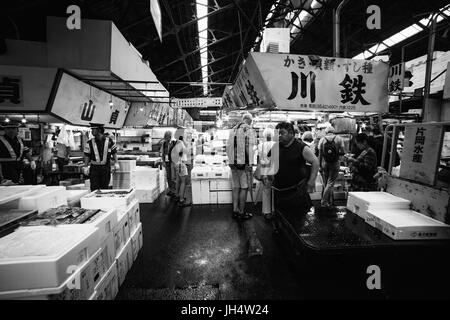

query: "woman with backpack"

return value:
[318, 126, 346, 211]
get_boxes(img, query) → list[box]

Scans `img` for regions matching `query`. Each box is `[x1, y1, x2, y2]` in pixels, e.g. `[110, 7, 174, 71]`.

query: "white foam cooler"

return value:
[191, 166, 211, 179]
[135, 187, 159, 203]
[366, 209, 450, 240]
[118, 160, 136, 172]
[0, 185, 46, 206]
[17, 186, 68, 213]
[0, 224, 99, 291]
[347, 192, 411, 219]
[132, 167, 159, 189]
[113, 207, 130, 256]
[67, 190, 90, 207]
[127, 200, 140, 232]
[0, 248, 102, 300]
[81, 189, 136, 215]
[84, 208, 117, 246]
[116, 237, 132, 286]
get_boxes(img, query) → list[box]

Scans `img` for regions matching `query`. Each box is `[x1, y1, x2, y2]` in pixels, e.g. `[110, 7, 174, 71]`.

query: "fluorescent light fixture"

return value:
[4, 117, 10, 123]
[196, 0, 209, 96]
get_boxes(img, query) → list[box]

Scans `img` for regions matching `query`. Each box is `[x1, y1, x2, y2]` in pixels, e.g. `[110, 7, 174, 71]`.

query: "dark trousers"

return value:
[1, 161, 22, 183]
[165, 161, 174, 192]
[90, 165, 111, 191]
[56, 157, 69, 172]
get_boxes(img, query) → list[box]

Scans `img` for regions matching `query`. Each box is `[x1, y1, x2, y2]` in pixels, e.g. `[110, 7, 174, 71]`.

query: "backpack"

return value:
[322, 136, 339, 163]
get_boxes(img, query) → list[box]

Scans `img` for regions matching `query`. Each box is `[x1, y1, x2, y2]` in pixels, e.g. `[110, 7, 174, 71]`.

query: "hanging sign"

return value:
[388, 63, 404, 93]
[222, 85, 240, 109]
[235, 52, 389, 112]
[50, 72, 129, 129]
[176, 98, 222, 108]
[400, 123, 444, 186]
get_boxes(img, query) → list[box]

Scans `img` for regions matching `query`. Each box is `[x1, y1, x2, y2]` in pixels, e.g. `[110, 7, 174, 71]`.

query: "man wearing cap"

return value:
[0, 121, 36, 183]
[84, 123, 119, 191]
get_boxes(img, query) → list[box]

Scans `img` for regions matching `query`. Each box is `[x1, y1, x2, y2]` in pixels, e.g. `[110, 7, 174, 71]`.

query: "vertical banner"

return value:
[400, 123, 444, 185]
[388, 63, 405, 93]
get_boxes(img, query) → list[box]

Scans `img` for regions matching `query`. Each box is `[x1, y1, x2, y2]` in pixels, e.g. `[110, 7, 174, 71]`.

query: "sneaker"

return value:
[239, 212, 253, 220]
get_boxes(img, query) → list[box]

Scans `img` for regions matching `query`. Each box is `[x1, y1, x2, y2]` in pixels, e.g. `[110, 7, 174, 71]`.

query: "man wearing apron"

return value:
[0, 121, 36, 183]
[84, 123, 119, 191]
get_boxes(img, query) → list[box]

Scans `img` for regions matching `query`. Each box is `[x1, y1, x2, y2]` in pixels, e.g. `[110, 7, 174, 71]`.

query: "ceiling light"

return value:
[5, 117, 10, 123]
[21, 116, 27, 123]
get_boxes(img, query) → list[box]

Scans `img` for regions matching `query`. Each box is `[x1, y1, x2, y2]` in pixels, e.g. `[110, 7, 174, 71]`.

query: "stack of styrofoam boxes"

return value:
[365, 209, 450, 240]
[191, 166, 212, 204]
[67, 183, 89, 191]
[209, 166, 233, 204]
[347, 192, 411, 221]
[133, 167, 160, 203]
[309, 174, 324, 201]
[113, 160, 137, 189]
[0, 186, 68, 214]
[347, 191, 450, 240]
[0, 224, 100, 300]
[80, 189, 142, 296]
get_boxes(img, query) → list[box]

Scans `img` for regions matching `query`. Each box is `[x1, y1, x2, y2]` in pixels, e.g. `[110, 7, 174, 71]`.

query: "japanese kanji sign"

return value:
[400, 123, 444, 186]
[222, 85, 239, 109]
[235, 52, 389, 112]
[50, 72, 129, 129]
[388, 63, 404, 93]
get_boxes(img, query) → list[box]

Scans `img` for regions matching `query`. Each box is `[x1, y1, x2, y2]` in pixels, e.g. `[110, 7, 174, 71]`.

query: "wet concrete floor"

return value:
[116, 194, 305, 300]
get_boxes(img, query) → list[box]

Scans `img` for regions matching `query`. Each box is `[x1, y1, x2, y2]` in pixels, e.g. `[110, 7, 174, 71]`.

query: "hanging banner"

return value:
[50, 72, 129, 129]
[235, 52, 389, 112]
[176, 97, 222, 108]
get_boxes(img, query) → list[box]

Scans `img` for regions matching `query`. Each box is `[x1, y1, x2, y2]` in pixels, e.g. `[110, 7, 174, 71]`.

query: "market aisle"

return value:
[116, 195, 304, 300]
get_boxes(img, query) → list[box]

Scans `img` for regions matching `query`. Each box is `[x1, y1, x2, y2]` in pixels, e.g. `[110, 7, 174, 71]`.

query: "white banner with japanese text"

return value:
[247, 52, 389, 112]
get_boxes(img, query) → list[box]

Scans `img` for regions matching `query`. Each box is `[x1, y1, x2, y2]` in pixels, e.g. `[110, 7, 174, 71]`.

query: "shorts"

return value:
[231, 169, 251, 189]
[176, 162, 188, 177]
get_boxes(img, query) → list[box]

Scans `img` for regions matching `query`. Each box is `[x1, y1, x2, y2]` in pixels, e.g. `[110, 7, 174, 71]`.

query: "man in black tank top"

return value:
[272, 122, 320, 215]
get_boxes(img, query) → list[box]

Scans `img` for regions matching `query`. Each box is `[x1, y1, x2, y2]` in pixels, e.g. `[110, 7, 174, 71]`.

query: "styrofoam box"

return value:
[113, 172, 136, 189]
[127, 200, 140, 233]
[347, 192, 411, 219]
[84, 208, 117, 245]
[67, 183, 88, 191]
[81, 189, 136, 215]
[209, 166, 231, 179]
[135, 187, 159, 203]
[209, 179, 232, 191]
[366, 209, 450, 240]
[0, 224, 100, 291]
[217, 191, 232, 204]
[18, 186, 68, 213]
[0, 248, 102, 300]
[159, 168, 166, 194]
[67, 190, 90, 203]
[118, 160, 136, 172]
[130, 224, 141, 262]
[116, 237, 132, 286]
[191, 166, 211, 180]
[0, 185, 46, 206]
[113, 208, 130, 256]
[310, 192, 322, 201]
[132, 167, 159, 189]
[93, 261, 119, 300]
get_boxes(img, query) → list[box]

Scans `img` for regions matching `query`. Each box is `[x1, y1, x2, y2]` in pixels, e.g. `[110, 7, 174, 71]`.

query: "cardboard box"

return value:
[84, 208, 117, 245]
[135, 188, 159, 203]
[366, 209, 450, 240]
[113, 209, 130, 256]
[93, 261, 119, 300]
[126, 200, 140, 232]
[0, 225, 99, 291]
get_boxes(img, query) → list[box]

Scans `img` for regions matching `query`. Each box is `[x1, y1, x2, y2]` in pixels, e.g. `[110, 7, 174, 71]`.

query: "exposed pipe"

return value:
[333, 0, 350, 57]
[423, 14, 437, 121]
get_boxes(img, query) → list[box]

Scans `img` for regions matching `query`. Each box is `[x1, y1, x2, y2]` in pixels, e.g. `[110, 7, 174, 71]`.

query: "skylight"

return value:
[353, 4, 450, 60]
[196, 0, 208, 96]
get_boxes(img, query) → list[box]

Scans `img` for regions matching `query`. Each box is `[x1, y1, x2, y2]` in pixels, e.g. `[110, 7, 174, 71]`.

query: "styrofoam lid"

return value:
[366, 209, 450, 227]
[0, 225, 97, 260]
[348, 192, 410, 204]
